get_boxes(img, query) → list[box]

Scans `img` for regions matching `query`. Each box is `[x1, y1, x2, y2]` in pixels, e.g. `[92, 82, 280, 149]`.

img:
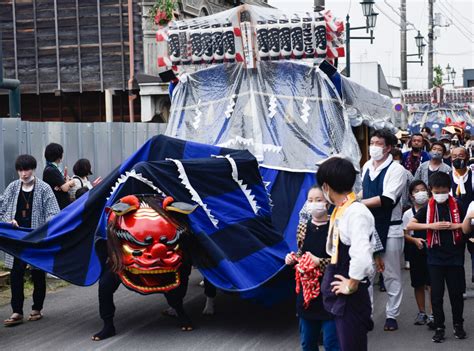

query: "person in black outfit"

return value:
[402, 180, 434, 328]
[42, 143, 75, 209]
[285, 186, 339, 351]
[92, 199, 195, 341]
[1, 155, 60, 326]
[407, 172, 468, 343]
[450, 147, 473, 215]
[93, 250, 193, 341]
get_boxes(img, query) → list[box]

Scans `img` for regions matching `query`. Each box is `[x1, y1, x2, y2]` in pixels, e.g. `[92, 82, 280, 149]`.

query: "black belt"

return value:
[390, 220, 403, 226]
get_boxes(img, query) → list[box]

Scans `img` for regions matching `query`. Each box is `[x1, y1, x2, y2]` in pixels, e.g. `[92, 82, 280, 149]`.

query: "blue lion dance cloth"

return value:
[0, 135, 293, 299]
[1, 62, 366, 302]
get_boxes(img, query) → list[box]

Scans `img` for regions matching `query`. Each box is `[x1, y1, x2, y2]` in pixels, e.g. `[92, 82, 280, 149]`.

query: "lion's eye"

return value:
[122, 244, 144, 257]
[158, 228, 184, 246]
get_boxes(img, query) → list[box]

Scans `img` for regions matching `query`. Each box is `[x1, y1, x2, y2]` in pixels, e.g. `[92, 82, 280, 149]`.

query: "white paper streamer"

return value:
[301, 97, 310, 124]
[268, 95, 277, 119]
[224, 94, 237, 119]
[192, 99, 202, 129]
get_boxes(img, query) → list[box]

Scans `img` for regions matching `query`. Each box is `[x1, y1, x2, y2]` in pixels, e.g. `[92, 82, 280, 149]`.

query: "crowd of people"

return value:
[1, 128, 474, 350]
[0, 143, 99, 326]
[286, 127, 474, 350]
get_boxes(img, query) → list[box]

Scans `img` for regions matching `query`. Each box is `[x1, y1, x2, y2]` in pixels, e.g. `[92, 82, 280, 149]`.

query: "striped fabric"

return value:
[0, 135, 289, 297]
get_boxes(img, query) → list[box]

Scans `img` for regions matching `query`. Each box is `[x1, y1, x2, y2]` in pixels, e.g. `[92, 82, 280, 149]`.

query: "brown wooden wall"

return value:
[0, 0, 143, 94]
[0, 90, 140, 122]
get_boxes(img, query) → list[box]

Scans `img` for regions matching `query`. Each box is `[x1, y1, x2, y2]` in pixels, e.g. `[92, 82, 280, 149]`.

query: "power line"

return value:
[386, 76, 426, 80]
[447, 0, 474, 26]
[434, 50, 474, 56]
[374, 3, 403, 28]
[382, 0, 418, 32]
[374, 2, 427, 45]
[437, 1, 473, 36]
[416, 0, 426, 31]
[436, 1, 474, 42]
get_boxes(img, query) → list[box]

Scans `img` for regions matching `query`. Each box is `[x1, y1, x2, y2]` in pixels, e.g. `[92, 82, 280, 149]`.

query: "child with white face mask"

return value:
[286, 186, 339, 351]
[402, 180, 433, 328]
[407, 172, 468, 343]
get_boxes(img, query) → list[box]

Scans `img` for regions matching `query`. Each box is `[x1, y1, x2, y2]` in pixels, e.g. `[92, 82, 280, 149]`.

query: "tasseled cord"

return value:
[292, 252, 322, 309]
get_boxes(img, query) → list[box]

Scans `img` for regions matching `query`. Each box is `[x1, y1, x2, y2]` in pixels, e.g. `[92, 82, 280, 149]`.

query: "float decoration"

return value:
[156, 4, 345, 69]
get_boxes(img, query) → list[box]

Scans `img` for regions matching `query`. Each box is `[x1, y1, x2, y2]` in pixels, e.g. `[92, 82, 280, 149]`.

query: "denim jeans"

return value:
[299, 317, 340, 351]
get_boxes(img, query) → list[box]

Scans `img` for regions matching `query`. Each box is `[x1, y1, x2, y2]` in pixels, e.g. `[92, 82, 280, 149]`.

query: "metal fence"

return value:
[0, 119, 168, 192]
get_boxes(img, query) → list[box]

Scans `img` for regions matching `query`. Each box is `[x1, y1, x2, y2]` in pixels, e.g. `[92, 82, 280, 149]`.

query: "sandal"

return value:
[4, 313, 24, 327]
[28, 311, 43, 321]
[384, 318, 398, 331]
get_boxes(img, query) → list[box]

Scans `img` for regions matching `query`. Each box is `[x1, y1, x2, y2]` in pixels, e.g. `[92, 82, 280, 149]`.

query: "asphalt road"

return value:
[0, 263, 473, 351]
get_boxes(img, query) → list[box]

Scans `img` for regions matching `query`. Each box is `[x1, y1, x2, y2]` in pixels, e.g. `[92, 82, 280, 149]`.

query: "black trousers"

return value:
[203, 278, 217, 298]
[10, 258, 46, 315]
[428, 265, 465, 329]
[98, 266, 191, 322]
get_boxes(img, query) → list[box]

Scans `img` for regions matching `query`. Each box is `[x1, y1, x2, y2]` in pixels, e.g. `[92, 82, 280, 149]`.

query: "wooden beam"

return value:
[53, 0, 61, 91]
[33, 0, 40, 94]
[97, 0, 104, 92]
[119, 0, 125, 91]
[75, 0, 83, 93]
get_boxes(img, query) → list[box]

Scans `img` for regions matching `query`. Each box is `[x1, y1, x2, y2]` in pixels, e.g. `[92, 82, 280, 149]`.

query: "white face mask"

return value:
[307, 201, 327, 217]
[322, 187, 335, 205]
[433, 193, 449, 203]
[22, 175, 34, 184]
[413, 191, 429, 205]
[369, 145, 385, 161]
[393, 159, 401, 164]
[19, 174, 35, 184]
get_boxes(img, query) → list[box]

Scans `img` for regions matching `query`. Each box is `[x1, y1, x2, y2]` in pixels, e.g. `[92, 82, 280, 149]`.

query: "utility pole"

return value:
[428, 0, 434, 88]
[400, 0, 407, 90]
[314, 0, 325, 12]
[346, 16, 351, 77]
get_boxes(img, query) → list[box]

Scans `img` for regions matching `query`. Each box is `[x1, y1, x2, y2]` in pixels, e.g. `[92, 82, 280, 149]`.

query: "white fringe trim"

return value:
[168, 158, 219, 228]
[107, 169, 165, 201]
[215, 155, 260, 215]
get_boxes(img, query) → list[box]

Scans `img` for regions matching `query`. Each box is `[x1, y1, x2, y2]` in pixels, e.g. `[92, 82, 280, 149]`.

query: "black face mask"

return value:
[411, 146, 421, 152]
[452, 159, 466, 170]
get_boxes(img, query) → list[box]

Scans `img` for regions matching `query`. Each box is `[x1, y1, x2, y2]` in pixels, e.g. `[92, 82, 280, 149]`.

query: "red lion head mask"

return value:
[107, 195, 196, 295]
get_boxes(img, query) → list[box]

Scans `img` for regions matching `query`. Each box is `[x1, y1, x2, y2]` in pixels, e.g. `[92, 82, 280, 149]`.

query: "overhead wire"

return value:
[374, 2, 427, 45]
[373, 3, 405, 29]
[437, 0, 473, 36]
[381, 0, 418, 32]
[434, 50, 474, 56]
[436, 1, 474, 42]
[447, 0, 474, 26]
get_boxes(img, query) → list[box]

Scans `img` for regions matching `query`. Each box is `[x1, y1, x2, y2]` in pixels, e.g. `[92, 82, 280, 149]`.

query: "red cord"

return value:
[292, 252, 322, 309]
